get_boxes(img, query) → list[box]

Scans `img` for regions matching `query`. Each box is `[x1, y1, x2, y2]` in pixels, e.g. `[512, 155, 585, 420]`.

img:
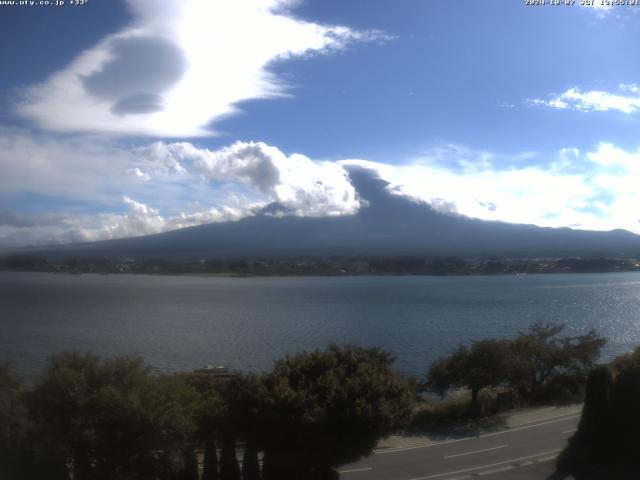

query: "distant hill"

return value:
[24, 167, 640, 260]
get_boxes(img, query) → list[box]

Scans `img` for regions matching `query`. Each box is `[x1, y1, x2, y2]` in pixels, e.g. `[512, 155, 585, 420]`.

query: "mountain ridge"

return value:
[18, 167, 640, 260]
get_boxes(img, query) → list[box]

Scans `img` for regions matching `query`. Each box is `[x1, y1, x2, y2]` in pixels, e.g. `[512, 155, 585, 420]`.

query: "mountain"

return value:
[26, 167, 640, 259]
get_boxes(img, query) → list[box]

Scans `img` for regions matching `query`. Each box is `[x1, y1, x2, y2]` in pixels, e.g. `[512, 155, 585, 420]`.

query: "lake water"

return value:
[2, 271, 640, 380]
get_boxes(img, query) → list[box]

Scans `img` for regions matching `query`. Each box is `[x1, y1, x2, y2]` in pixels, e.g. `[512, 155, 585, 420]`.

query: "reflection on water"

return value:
[1, 271, 640, 379]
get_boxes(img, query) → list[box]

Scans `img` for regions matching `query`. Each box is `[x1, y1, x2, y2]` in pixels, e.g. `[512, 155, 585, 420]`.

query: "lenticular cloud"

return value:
[16, 0, 384, 137]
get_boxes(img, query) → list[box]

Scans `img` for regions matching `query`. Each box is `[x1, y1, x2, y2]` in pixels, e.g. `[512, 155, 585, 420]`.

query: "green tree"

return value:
[428, 324, 607, 411]
[217, 374, 264, 480]
[183, 371, 265, 480]
[509, 323, 605, 401]
[427, 339, 512, 413]
[557, 346, 640, 478]
[27, 352, 199, 480]
[183, 373, 227, 480]
[176, 448, 199, 480]
[260, 344, 414, 480]
[0, 362, 33, 480]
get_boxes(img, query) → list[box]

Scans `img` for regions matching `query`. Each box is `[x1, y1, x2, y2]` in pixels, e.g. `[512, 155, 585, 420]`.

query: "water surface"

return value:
[2, 271, 640, 379]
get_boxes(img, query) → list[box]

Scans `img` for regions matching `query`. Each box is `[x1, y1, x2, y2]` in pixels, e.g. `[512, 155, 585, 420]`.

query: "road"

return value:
[338, 411, 579, 480]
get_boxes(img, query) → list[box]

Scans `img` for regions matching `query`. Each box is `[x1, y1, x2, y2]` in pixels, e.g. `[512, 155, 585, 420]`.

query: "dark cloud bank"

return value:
[26, 167, 640, 259]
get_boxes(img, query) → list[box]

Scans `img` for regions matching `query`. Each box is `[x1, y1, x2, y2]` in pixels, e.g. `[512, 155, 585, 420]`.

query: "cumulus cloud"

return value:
[92, 196, 248, 240]
[531, 84, 640, 114]
[0, 132, 361, 246]
[0, 197, 252, 248]
[5, 130, 640, 247]
[0, 128, 256, 247]
[140, 141, 362, 217]
[0, 128, 236, 212]
[341, 143, 640, 234]
[15, 0, 388, 137]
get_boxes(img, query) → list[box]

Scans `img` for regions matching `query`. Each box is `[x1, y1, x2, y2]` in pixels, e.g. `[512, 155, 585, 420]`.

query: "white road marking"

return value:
[477, 465, 514, 476]
[535, 454, 558, 463]
[562, 428, 577, 434]
[339, 467, 373, 474]
[408, 448, 562, 480]
[443, 444, 508, 459]
[376, 414, 579, 455]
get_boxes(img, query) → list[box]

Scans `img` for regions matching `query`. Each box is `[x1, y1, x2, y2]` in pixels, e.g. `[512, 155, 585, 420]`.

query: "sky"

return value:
[1, 0, 640, 247]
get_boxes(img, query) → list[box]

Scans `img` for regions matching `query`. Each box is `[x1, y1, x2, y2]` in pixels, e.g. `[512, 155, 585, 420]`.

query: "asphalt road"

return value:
[338, 412, 579, 480]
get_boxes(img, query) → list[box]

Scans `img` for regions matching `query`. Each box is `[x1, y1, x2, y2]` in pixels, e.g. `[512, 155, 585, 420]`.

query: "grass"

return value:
[408, 389, 510, 430]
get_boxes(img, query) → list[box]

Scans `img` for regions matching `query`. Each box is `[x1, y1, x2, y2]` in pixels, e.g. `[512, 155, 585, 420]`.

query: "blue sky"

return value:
[1, 0, 640, 246]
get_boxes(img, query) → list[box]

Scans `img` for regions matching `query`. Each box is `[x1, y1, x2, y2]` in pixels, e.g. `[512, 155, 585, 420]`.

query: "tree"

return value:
[27, 352, 199, 480]
[183, 372, 228, 480]
[427, 339, 512, 413]
[509, 323, 606, 401]
[150, 375, 201, 480]
[176, 448, 199, 480]
[183, 370, 264, 480]
[0, 362, 33, 480]
[260, 344, 414, 479]
[428, 324, 607, 410]
[557, 346, 640, 478]
[217, 374, 264, 480]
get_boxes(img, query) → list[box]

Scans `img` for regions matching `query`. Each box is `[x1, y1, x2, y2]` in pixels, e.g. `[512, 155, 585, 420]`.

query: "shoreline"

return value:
[3, 268, 640, 278]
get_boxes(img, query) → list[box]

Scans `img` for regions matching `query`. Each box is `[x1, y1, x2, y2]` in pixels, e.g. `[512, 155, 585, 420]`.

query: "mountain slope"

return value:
[29, 167, 640, 259]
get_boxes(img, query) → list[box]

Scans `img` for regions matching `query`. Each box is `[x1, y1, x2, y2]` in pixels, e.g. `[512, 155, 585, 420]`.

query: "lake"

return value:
[2, 271, 640, 380]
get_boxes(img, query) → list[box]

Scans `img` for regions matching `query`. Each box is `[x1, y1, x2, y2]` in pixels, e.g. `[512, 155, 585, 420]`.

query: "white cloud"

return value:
[342, 143, 640, 234]
[4, 130, 640, 247]
[586, 142, 640, 172]
[531, 85, 640, 114]
[0, 128, 136, 204]
[0, 226, 91, 249]
[0, 132, 360, 246]
[91, 196, 248, 241]
[15, 0, 387, 137]
[143, 141, 361, 217]
[0, 198, 250, 247]
[0, 128, 252, 212]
